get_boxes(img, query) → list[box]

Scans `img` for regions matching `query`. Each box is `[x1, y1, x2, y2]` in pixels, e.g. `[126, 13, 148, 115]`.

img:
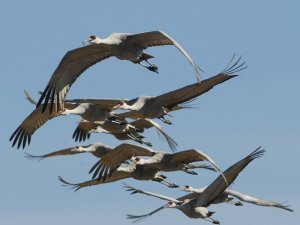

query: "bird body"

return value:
[130, 149, 224, 181]
[59, 162, 178, 190]
[126, 147, 266, 224]
[9, 95, 122, 149]
[183, 185, 292, 211]
[72, 118, 177, 150]
[36, 30, 202, 113]
[24, 142, 111, 160]
[113, 67, 241, 123]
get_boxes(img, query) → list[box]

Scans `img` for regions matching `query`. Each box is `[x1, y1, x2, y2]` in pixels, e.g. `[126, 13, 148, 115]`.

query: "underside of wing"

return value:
[154, 73, 237, 110]
[89, 143, 154, 180]
[126, 31, 173, 49]
[194, 147, 265, 207]
[66, 98, 130, 108]
[36, 44, 113, 114]
[9, 105, 61, 149]
[72, 121, 98, 142]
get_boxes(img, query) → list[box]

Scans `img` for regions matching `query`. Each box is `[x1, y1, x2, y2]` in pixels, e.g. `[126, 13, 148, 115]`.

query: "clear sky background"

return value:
[1, 1, 299, 225]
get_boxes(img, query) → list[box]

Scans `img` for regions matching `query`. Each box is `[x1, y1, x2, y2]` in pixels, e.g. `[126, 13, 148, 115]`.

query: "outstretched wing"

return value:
[131, 119, 178, 152]
[152, 56, 245, 110]
[124, 183, 180, 203]
[9, 105, 61, 149]
[126, 30, 201, 82]
[126, 189, 198, 223]
[194, 147, 265, 207]
[72, 121, 99, 142]
[225, 189, 293, 212]
[36, 44, 113, 114]
[89, 143, 155, 180]
[24, 144, 93, 161]
[58, 170, 131, 191]
[165, 149, 224, 179]
[65, 98, 130, 107]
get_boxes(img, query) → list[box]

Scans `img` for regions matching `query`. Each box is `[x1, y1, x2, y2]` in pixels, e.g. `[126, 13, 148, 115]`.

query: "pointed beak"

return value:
[113, 104, 120, 110]
[81, 39, 90, 46]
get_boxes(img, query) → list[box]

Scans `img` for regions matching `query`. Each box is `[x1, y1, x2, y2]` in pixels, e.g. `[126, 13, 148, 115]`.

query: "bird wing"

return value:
[65, 98, 130, 108]
[152, 73, 237, 110]
[72, 121, 98, 142]
[132, 119, 178, 152]
[89, 143, 155, 180]
[58, 170, 131, 191]
[225, 189, 293, 212]
[166, 149, 224, 178]
[9, 105, 61, 149]
[123, 183, 181, 203]
[126, 189, 198, 223]
[126, 30, 201, 82]
[126, 31, 173, 48]
[36, 44, 113, 114]
[24, 90, 38, 105]
[24, 144, 92, 161]
[193, 147, 265, 207]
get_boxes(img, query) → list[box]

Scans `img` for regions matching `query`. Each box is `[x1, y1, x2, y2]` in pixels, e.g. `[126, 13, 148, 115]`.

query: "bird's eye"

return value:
[90, 35, 96, 40]
[135, 157, 140, 162]
[185, 185, 190, 188]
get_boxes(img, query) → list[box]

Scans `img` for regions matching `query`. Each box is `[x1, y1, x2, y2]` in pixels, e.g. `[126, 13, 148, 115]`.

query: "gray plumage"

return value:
[36, 31, 202, 114]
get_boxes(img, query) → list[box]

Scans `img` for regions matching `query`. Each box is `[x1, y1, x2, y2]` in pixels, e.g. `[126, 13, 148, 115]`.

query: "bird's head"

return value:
[113, 101, 127, 110]
[166, 201, 177, 208]
[131, 156, 144, 164]
[82, 35, 101, 45]
[182, 185, 193, 192]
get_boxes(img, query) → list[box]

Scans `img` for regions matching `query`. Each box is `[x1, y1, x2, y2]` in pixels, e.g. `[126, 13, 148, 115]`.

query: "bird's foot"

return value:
[213, 220, 220, 224]
[147, 64, 159, 74]
[159, 117, 172, 125]
[168, 183, 179, 188]
[160, 174, 167, 179]
[235, 201, 243, 206]
[143, 141, 152, 147]
[186, 170, 198, 175]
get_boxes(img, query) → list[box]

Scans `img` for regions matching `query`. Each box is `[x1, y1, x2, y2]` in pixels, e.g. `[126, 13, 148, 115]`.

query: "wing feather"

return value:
[90, 143, 155, 180]
[36, 44, 112, 113]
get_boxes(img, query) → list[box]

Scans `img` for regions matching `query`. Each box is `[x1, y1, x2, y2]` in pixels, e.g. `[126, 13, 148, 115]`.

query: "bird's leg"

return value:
[160, 180, 179, 188]
[183, 169, 198, 175]
[182, 165, 198, 175]
[138, 62, 159, 74]
[204, 217, 220, 224]
[137, 55, 159, 74]
[145, 59, 159, 74]
[226, 198, 243, 206]
[126, 131, 152, 147]
[158, 116, 172, 125]
[153, 173, 179, 188]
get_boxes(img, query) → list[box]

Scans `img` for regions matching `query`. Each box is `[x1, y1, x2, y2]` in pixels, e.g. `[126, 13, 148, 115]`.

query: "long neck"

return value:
[122, 103, 139, 110]
[63, 105, 86, 115]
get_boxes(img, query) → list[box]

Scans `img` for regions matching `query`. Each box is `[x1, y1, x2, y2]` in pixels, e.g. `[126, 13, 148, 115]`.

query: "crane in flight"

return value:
[125, 147, 266, 224]
[36, 31, 202, 114]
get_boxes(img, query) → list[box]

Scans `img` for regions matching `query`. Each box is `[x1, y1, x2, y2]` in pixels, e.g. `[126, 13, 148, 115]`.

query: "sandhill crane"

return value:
[90, 148, 224, 182]
[59, 161, 179, 190]
[72, 118, 178, 151]
[72, 120, 152, 147]
[9, 91, 124, 149]
[183, 185, 293, 211]
[24, 142, 155, 163]
[36, 30, 202, 114]
[125, 147, 265, 224]
[82, 56, 245, 124]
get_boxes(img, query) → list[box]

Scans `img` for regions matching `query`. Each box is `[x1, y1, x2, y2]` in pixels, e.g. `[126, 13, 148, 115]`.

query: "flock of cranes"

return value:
[10, 30, 292, 223]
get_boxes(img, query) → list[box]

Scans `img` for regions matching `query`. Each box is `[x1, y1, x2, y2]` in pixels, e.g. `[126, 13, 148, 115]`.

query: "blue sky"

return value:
[1, 1, 299, 224]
